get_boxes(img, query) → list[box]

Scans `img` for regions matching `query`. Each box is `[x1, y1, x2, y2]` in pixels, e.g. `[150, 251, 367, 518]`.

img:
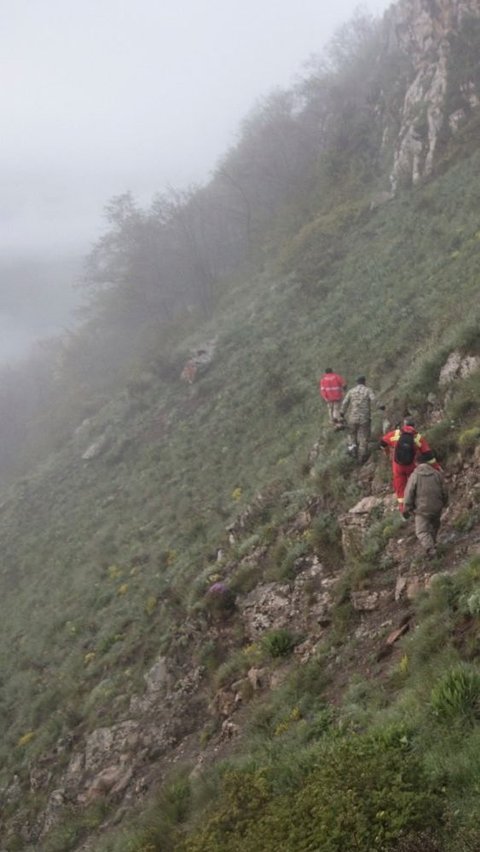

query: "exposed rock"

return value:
[73, 418, 92, 442]
[348, 496, 385, 515]
[81, 434, 110, 461]
[370, 190, 394, 209]
[30, 767, 52, 792]
[439, 350, 480, 386]
[40, 789, 66, 837]
[395, 575, 408, 602]
[180, 338, 217, 382]
[351, 590, 391, 611]
[424, 571, 448, 589]
[2, 774, 21, 803]
[386, 620, 410, 646]
[239, 582, 291, 638]
[83, 722, 141, 776]
[340, 496, 387, 561]
[406, 576, 423, 600]
[387, 0, 480, 190]
[238, 560, 332, 641]
[221, 719, 240, 739]
[294, 637, 321, 664]
[291, 510, 311, 532]
[247, 666, 267, 690]
[63, 752, 85, 795]
[144, 655, 170, 695]
[130, 663, 204, 717]
[212, 688, 237, 718]
[83, 764, 133, 805]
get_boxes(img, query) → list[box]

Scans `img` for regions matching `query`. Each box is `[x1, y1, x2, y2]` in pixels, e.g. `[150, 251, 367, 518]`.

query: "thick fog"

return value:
[1, 0, 392, 360]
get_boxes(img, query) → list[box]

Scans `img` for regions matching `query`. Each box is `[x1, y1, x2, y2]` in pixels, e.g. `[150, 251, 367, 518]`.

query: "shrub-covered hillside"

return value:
[2, 1, 480, 849]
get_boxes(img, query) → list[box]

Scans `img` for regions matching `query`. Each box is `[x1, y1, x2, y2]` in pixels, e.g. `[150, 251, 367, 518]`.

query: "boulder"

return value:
[340, 496, 386, 561]
[83, 764, 133, 805]
[144, 656, 170, 694]
[351, 590, 387, 611]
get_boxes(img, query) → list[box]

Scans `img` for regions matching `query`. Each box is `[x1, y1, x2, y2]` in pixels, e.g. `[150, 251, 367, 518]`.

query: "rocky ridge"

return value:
[386, 0, 480, 189]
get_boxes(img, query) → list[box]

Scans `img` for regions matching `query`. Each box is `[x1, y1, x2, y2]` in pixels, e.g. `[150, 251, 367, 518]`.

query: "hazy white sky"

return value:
[2, 0, 392, 254]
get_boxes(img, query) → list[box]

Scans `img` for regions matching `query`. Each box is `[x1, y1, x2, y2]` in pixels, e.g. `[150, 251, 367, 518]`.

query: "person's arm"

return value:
[379, 431, 392, 456]
[441, 476, 449, 507]
[416, 433, 441, 469]
[340, 390, 350, 417]
[369, 388, 385, 411]
[403, 472, 417, 514]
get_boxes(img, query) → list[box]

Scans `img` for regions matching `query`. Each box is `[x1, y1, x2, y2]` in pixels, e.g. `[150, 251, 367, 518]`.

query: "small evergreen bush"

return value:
[261, 628, 296, 658]
[458, 426, 480, 453]
[430, 664, 480, 724]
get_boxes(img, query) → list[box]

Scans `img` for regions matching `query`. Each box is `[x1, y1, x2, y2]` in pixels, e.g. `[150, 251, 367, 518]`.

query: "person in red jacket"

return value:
[319, 368, 347, 427]
[380, 417, 440, 512]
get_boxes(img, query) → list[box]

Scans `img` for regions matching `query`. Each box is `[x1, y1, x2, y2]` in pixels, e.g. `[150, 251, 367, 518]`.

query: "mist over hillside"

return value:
[0, 253, 81, 362]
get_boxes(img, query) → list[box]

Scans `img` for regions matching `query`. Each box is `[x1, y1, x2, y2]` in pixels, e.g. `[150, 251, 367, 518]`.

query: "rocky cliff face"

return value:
[385, 0, 480, 189]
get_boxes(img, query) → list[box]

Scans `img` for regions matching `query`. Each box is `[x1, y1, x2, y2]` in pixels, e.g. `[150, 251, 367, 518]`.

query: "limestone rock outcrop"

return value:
[386, 0, 480, 189]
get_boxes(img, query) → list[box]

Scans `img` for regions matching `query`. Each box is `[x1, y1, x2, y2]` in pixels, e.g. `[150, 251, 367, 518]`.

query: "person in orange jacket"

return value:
[319, 368, 347, 427]
[380, 417, 440, 512]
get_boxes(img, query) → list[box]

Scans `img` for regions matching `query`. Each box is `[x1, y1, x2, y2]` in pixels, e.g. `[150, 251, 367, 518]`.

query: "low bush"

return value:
[261, 628, 297, 658]
[430, 664, 480, 724]
[458, 426, 480, 453]
[180, 733, 442, 852]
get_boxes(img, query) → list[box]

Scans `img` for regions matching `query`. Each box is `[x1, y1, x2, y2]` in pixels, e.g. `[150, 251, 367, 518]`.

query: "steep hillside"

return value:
[2, 1, 480, 850]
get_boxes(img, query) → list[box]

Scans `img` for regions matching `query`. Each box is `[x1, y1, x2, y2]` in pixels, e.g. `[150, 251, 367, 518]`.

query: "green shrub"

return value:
[430, 664, 480, 724]
[425, 420, 458, 461]
[458, 426, 480, 453]
[310, 512, 342, 564]
[463, 590, 480, 617]
[453, 510, 479, 533]
[214, 652, 249, 688]
[261, 628, 296, 658]
[180, 734, 442, 852]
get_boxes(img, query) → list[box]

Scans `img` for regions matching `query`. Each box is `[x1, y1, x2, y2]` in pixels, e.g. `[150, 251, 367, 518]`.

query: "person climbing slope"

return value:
[340, 376, 383, 463]
[403, 453, 448, 557]
[380, 417, 440, 512]
[319, 368, 347, 428]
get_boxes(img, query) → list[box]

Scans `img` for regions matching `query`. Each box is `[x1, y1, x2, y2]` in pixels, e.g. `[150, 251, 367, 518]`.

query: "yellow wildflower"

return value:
[117, 583, 129, 595]
[145, 595, 157, 616]
[17, 731, 35, 747]
[108, 565, 123, 580]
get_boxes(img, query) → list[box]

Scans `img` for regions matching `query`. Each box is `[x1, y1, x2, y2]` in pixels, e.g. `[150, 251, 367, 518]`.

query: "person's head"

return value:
[403, 416, 415, 428]
[325, 367, 333, 374]
[356, 376, 366, 385]
[417, 452, 433, 464]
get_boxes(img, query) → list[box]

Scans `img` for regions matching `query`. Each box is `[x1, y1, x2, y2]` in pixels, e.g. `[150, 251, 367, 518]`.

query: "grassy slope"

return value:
[2, 141, 480, 846]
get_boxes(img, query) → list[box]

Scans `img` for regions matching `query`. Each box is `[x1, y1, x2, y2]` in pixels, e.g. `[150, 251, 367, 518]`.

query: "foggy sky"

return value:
[2, 0, 392, 255]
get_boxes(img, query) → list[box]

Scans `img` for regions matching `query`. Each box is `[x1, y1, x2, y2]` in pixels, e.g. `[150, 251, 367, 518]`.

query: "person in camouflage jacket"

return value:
[340, 376, 383, 463]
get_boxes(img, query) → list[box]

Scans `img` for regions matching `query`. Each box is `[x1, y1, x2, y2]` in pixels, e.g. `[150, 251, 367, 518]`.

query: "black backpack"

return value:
[394, 430, 416, 465]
